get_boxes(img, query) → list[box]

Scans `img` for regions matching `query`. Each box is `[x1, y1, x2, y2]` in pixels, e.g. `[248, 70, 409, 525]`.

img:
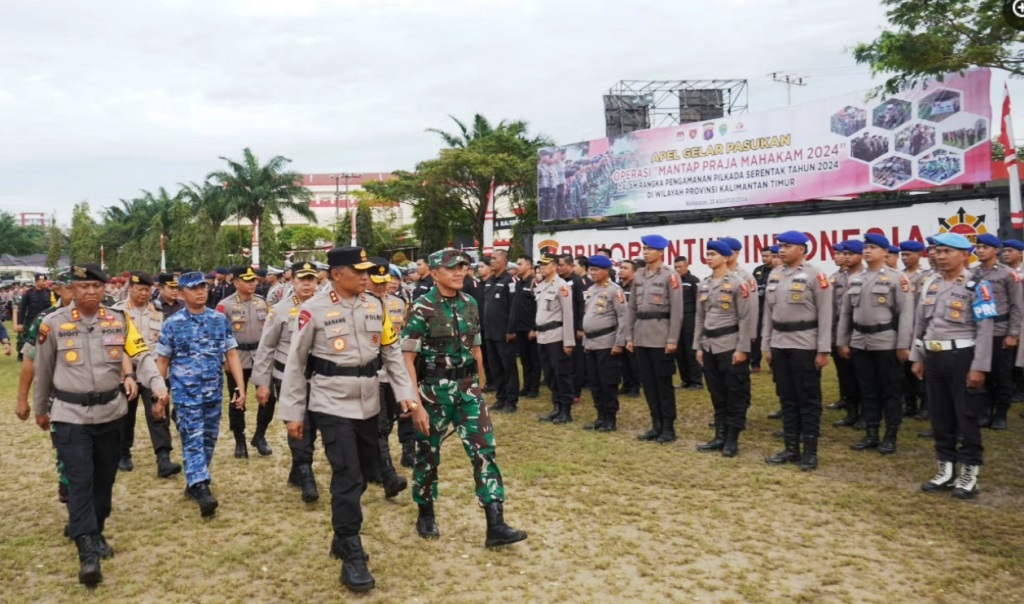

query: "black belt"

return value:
[421, 363, 477, 383]
[584, 325, 617, 339]
[236, 342, 259, 351]
[773, 320, 818, 333]
[55, 387, 121, 407]
[273, 359, 286, 372]
[703, 324, 740, 338]
[537, 321, 562, 332]
[853, 321, 896, 335]
[994, 314, 1009, 323]
[636, 311, 670, 320]
[310, 356, 382, 378]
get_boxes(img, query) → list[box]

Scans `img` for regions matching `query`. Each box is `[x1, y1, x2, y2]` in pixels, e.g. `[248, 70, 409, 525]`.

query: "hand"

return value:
[14, 325, 23, 333]
[665, 343, 677, 355]
[1004, 336, 1019, 349]
[814, 352, 830, 370]
[695, 350, 703, 366]
[35, 413, 49, 431]
[15, 399, 30, 421]
[152, 399, 166, 421]
[154, 390, 170, 406]
[911, 361, 924, 380]
[286, 420, 304, 441]
[2, 342, 10, 356]
[123, 376, 138, 400]
[256, 386, 270, 406]
[837, 346, 850, 359]
[625, 342, 634, 354]
[732, 350, 748, 366]
[506, 333, 516, 343]
[576, 330, 585, 341]
[764, 351, 772, 366]
[411, 404, 430, 436]
[232, 388, 245, 410]
[563, 346, 573, 356]
[528, 331, 537, 341]
[896, 348, 910, 363]
[966, 370, 985, 389]
[611, 345, 623, 356]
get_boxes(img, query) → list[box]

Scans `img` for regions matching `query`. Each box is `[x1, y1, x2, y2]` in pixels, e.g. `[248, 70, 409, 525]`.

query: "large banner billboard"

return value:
[535, 198, 999, 275]
[538, 70, 992, 221]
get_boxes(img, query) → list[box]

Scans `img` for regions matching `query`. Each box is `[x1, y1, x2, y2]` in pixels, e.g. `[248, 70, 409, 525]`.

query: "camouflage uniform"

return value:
[22, 302, 70, 500]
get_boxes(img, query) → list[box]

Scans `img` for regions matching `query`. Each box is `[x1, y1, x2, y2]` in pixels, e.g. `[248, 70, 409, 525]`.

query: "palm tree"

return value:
[208, 148, 316, 228]
[178, 179, 234, 237]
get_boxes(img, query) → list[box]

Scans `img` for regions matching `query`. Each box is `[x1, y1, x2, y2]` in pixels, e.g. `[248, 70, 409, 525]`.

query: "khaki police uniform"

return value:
[535, 275, 576, 417]
[582, 281, 627, 423]
[216, 291, 269, 436]
[972, 262, 1023, 425]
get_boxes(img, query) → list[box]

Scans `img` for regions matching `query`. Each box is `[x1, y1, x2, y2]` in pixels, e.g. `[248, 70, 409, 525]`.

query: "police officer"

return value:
[693, 240, 756, 456]
[153, 274, 184, 319]
[762, 231, 832, 471]
[837, 233, 914, 454]
[277, 246, 416, 593]
[15, 273, 53, 361]
[900, 240, 929, 418]
[581, 254, 627, 432]
[832, 241, 865, 428]
[401, 248, 527, 549]
[913, 233, 992, 499]
[556, 253, 587, 400]
[535, 249, 576, 423]
[673, 256, 702, 389]
[156, 272, 246, 517]
[216, 266, 271, 458]
[265, 267, 287, 306]
[625, 234, 683, 443]
[508, 254, 541, 399]
[617, 259, 642, 397]
[751, 247, 774, 372]
[111, 271, 182, 477]
[826, 242, 849, 411]
[33, 263, 168, 586]
[411, 254, 434, 301]
[971, 233, 1022, 430]
[483, 249, 520, 412]
[252, 261, 321, 503]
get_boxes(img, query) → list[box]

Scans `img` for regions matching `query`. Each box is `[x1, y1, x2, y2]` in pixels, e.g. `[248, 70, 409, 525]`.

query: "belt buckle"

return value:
[927, 341, 942, 352]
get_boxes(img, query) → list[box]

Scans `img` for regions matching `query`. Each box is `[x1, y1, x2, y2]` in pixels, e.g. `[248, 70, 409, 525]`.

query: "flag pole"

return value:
[1002, 83, 1022, 237]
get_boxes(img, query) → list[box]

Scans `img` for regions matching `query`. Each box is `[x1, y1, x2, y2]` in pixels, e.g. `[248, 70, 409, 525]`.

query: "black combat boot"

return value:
[656, 422, 677, 444]
[921, 460, 956, 492]
[233, 431, 248, 459]
[767, 409, 783, 419]
[903, 396, 918, 418]
[118, 453, 134, 472]
[552, 404, 573, 424]
[400, 440, 415, 468]
[95, 533, 114, 560]
[721, 426, 740, 458]
[75, 534, 102, 587]
[826, 397, 846, 410]
[490, 399, 507, 412]
[696, 423, 726, 452]
[186, 481, 219, 517]
[538, 401, 559, 422]
[297, 464, 319, 503]
[379, 438, 407, 499]
[416, 503, 440, 539]
[583, 412, 606, 431]
[250, 427, 272, 456]
[851, 423, 880, 451]
[637, 419, 663, 441]
[799, 435, 819, 471]
[337, 535, 375, 593]
[156, 451, 182, 478]
[833, 398, 860, 427]
[597, 413, 617, 432]
[764, 434, 800, 465]
[483, 502, 528, 548]
[878, 425, 899, 455]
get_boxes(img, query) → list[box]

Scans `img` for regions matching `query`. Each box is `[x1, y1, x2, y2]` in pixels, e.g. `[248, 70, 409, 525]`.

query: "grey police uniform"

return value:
[971, 262, 1023, 425]
[217, 292, 269, 436]
[582, 281, 627, 422]
[535, 276, 576, 415]
[909, 268, 993, 468]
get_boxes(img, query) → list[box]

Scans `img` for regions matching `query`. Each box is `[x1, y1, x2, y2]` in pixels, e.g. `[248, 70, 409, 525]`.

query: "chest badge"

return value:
[371, 333, 380, 346]
[65, 351, 78, 363]
[108, 348, 121, 359]
[233, 323, 242, 331]
[792, 293, 802, 301]
[332, 338, 347, 351]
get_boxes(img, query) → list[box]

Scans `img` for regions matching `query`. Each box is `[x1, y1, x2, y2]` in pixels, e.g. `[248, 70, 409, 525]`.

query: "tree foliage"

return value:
[854, 0, 1024, 95]
[208, 147, 316, 229]
[69, 202, 100, 265]
[0, 212, 47, 256]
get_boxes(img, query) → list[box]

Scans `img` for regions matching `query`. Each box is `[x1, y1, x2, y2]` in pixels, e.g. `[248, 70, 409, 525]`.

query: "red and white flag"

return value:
[251, 217, 261, 268]
[1000, 84, 1022, 229]
[160, 233, 166, 272]
[482, 177, 495, 255]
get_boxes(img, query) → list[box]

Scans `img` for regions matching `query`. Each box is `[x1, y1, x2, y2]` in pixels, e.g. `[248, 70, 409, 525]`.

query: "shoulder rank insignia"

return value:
[817, 273, 829, 289]
[71, 308, 80, 321]
[329, 290, 340, 304]
[292, 296, 300, 304]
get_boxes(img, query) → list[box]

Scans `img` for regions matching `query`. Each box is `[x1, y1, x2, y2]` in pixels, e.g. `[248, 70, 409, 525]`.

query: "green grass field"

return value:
[1, 321, 1022, 602]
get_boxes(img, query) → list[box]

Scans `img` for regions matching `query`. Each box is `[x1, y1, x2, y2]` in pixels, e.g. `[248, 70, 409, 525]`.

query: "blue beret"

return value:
[931, 232, 973, 250]
[975, 233, 1002, 248]
[776, 230, 809, 246]
[204, 272, 216, 280]
[215, 267, 228, 275]
[177, 271, 206, 289]
[843, 240, 864, 254]
[255, 268, 267, 277]
[925, 236, 937, 245]
[721, 237, 742, 251]
[833, 242, 846, 253]
[706, 240, 734, 257]
[769, 245, 780, 254]
[1002, 239, 1024, 251]
[899, 240, 925, 252]
[863, 233, 891, 249]
[641, 234, 670, 250]
[588, 255, 613, 269]
[887, 245, 900, 254]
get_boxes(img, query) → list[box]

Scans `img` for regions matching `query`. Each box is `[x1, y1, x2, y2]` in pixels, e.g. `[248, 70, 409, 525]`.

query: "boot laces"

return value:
[956, 465, 978, 491]
[930, 461, 952, 484]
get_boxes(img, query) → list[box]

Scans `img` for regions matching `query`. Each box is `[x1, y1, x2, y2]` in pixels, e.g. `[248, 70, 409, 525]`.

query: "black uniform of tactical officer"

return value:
[625, 234, 683, 443]
[508, 254, 541, 398]
[581, 254, 627, 431]
[831, 241, 864, 428]
[836, 234, 914, 455]
[971, 233, 1022, 430]
[673, 256, 703, 389]
[694, 241, 756, 457]
[153, 273, 185, 319]
[33, 264, 169, 586]
[751, 248, 774, 371]
[277, 247, 417, 593]
[483, 249, 520, 412]
[912, 232, 993, 499]
[556, 253, 587, 400]
[762, 230, 832, 471]
[15, 273, 52, 361]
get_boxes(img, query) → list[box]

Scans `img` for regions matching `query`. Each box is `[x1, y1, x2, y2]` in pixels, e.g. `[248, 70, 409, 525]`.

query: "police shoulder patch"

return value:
[669, 274, 680, 289]
[900, 275, 910, 293]
[298, 310, 312, 330]
[817, 273, 829, 289]
[739, 283, 749, 298]
[561, 286, 569, 298]
[1012, 271, 1022, 284]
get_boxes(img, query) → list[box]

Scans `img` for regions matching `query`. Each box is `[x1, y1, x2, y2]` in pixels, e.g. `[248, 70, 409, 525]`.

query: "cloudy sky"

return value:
[2, 0, 1020, 223]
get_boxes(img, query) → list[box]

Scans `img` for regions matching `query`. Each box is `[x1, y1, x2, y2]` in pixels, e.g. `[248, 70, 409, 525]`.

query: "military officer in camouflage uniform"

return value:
[277, 246, 416, 594]
[971, 233, 1022, 430]
[913, 233, 993, 499]
[401, 248, 527, 549]
[836, 234, 914, 455]
[534, 249, 576, 424]
[581, 254, 626, 432]
[900, 240, 929, 418]
[216, 266, 271, 458]
[252, 261, 321, 503]
[762, 231, 833, 471]
[694, 240, 757, 457]
[156, 272, 246, 517]
[33, 263, 168, 586]
[111, 271, 182, 477]
[625, 234, 683, 443]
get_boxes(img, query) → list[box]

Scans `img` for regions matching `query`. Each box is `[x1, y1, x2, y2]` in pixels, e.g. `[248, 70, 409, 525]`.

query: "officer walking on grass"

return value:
[400, 249, 527, 549]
